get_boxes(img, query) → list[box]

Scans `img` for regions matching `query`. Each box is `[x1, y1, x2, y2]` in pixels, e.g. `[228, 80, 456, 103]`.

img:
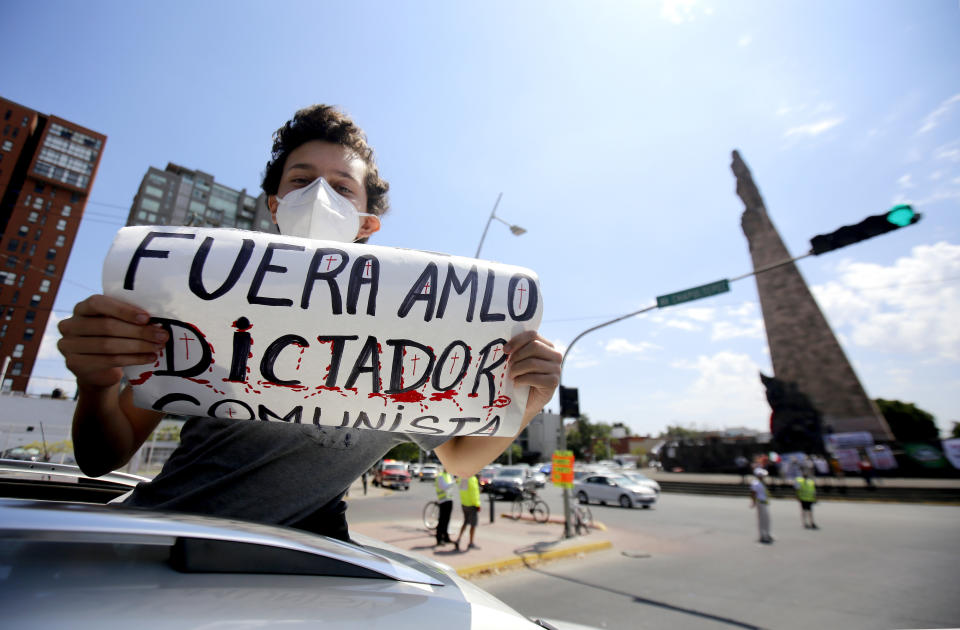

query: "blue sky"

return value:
[2, 0, 958, 437]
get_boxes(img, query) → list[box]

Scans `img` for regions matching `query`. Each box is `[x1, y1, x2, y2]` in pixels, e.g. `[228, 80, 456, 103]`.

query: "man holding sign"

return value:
[58, 104, 561, 542]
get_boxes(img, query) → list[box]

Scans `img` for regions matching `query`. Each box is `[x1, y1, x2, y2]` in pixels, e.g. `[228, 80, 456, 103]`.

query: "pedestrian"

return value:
[795, 467, 819, 529]
[859, 457, 875, 490]
[750, 468, 773, 544]
[57, 104, 563, 542]
[735, 455, 749, 484]
[434, 469, 455, 546]
[361, 470, 368, 496]
[455, 474, 481, 551]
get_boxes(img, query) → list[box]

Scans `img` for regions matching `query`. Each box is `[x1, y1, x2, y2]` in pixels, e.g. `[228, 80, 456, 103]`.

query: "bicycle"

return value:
[510, 489, 550, 523]
[422, 500, 440, 530]
[573, 504, 593, 535]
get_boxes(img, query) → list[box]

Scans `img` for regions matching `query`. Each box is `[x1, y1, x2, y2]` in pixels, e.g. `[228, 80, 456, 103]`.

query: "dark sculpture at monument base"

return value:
[761, 373, 825, 455]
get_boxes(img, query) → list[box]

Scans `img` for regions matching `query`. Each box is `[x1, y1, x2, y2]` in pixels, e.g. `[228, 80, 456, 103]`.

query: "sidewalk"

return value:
[347, 487, 618, 579]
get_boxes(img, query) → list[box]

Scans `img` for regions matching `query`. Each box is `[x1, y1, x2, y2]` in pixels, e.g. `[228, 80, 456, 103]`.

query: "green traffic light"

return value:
[886, 204, 916, 227]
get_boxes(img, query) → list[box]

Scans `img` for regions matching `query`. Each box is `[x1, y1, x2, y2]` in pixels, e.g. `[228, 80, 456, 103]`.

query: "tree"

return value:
[565, 414, 614, 462]
[952, 422, 960, 439]
[874, 399, 939, 442]
[384, 441, 422, 462]
[662, 424, 699, 440]
[497, 442, 522, 464]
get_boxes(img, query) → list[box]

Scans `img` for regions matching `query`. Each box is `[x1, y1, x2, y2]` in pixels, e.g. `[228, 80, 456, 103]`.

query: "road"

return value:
[347, 481, 960, 629]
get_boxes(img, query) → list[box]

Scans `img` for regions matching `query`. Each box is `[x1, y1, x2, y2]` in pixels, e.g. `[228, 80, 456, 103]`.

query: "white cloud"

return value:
[784, 117, 844, 138]
[724, 302, 757, 318]
[557, 342, 601, 369]
[605, 338, 660, 356]
[917, 93, 960, 134]
[897, 174, 914, 189]
[659, 0, 703, 24]
[738, 35, 752, 47]
[929, 170, 943, 181]
[811, 242, 960, 361]
[712, 318, 764, 341]
[668, 352, 769, 424]
[665, 319, 702, 332]
[679, 307, 715, 322]
[933, 141, 960, 162]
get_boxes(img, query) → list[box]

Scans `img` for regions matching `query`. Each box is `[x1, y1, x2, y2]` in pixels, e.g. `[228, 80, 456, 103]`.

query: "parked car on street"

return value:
[479, 466, 498, 492]
[488, 467, 537, 500]
[0, 458, 600, 630]
[373, 460, 411, 490]
[574, 472, 657, 508]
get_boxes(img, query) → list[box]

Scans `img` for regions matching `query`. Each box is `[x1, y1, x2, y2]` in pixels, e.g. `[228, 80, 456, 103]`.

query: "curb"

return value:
[456, 540, 613, 580]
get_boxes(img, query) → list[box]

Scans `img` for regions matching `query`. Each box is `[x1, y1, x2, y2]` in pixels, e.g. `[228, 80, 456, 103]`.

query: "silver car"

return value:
[622, 471, 661, 495]
[574, 473, 658, 509]
[0, 459, 599, 630]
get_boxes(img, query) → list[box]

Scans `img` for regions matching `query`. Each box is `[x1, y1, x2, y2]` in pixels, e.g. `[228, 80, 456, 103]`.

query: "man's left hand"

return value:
[504, 331, 562, 421]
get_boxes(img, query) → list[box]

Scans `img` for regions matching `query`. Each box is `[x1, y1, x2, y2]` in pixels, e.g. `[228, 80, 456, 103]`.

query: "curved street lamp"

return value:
[475, 193, 526, 258]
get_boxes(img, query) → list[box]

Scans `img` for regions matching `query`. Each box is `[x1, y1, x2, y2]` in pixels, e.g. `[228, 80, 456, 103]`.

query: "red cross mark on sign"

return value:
[179, 333, 194, 360]
[324, 255, 338, 271]
[225, 407, 235, 418]
[515, 284, 527, 311]
[423, 280, 431, 294]
[410, 355, 420, 376]
[448, 352, 460, 374]
[491, 346, 502, 362]
[364, 260, 372, 277]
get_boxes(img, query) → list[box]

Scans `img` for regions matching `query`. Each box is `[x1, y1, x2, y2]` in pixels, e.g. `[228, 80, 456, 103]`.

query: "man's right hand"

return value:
[57, 295, 167, 389]
[59, 295, 167, 477]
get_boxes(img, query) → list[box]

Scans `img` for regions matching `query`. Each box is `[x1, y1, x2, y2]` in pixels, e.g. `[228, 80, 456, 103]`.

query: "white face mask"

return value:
[274, 177, 373, 242]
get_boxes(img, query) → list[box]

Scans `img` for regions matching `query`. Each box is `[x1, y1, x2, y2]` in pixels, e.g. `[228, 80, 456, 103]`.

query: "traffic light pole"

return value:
[558, 303, 658, 538]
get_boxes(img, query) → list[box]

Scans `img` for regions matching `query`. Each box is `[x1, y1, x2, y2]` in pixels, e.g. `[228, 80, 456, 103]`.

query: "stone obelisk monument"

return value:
[732, 150, 893, 441]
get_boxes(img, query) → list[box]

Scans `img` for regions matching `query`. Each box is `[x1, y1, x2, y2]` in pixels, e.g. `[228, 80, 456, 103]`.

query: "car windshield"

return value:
[384, 465, 405, 472]
[497, 469, 523, 478]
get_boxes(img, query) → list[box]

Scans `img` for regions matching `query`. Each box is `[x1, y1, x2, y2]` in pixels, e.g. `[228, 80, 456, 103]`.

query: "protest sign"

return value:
[102, 226, 543, 437]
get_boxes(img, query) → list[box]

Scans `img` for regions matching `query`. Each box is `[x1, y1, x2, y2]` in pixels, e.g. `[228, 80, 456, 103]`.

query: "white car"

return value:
[419, 463, 440, 481]
[0, 458, 600, 630]
[574, 472, 657, 508]
[621, 471, 661, 495]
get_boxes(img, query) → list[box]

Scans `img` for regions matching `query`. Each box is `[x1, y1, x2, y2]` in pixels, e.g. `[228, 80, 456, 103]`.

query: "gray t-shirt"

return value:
[124, 417, 446, 530]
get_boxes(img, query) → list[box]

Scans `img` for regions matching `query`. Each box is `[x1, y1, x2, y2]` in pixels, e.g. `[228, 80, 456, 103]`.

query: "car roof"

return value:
[0, 498, 443, 585]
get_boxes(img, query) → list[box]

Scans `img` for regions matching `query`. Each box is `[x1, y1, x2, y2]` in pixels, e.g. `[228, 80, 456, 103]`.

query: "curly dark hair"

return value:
[261, 105, 389, 216]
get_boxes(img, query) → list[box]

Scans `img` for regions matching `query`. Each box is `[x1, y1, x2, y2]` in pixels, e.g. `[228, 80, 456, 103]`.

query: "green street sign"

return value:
[656, 279, 730, 308]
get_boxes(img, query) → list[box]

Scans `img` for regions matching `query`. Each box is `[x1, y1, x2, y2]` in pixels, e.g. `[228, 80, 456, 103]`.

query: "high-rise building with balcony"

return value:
[0, 96, 106, 393]
[126, 163, 275, 232]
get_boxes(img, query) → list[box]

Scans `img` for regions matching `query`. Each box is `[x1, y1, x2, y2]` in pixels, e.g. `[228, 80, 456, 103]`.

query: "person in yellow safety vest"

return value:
[434, 470, 456, 546]
[795, 468, 819, 530]
[454, 475, 481, 552]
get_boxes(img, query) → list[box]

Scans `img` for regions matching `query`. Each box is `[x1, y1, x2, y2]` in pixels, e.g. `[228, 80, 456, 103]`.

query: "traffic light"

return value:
[810, 204, 921, 255]
[559, 386, 580, 418]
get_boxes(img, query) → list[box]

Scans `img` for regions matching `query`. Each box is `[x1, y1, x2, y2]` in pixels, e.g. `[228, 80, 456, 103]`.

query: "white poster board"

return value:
[833, 448, 862, 472]
[941, 438, 960, 470]
[867, 445, 898, 470]
[102, 227, 543, 437]
[824, 431, 874, 452]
